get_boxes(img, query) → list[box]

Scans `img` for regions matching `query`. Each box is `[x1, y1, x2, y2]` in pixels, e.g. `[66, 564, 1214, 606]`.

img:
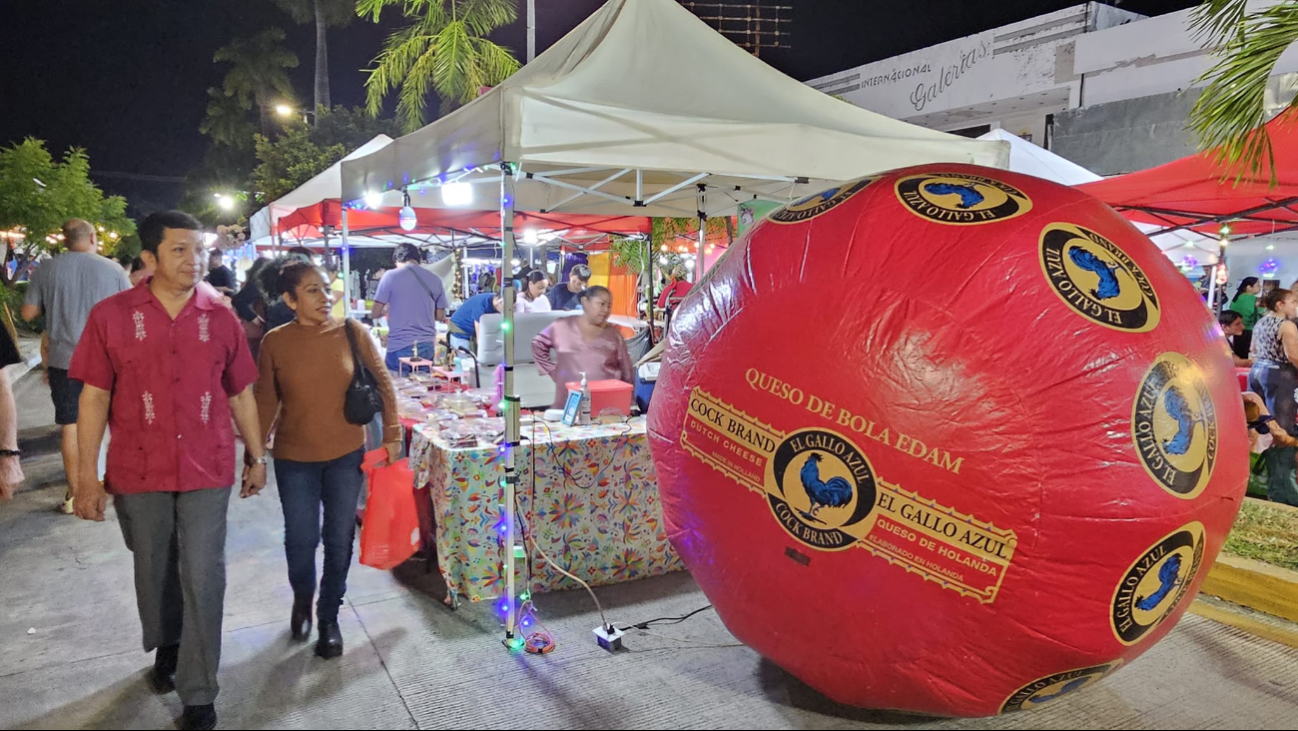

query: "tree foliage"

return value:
[358, 0, 522, 132]
[1189, 0, 1298, 183]
[213, 28, 300, 135]
[0, 139, 136, 285]
[252, 106, 399, 202]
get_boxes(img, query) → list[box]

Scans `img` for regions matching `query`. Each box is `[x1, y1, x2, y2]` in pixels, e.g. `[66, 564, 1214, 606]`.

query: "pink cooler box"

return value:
[565, 379, 634, 417]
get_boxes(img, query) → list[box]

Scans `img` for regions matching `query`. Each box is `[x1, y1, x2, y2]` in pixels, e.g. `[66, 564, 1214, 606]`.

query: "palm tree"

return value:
[1188, 0, 1298, 183]
[214, 29, 300, 135]
[358, 0, 522, 133]
[273, 0, 356, 115]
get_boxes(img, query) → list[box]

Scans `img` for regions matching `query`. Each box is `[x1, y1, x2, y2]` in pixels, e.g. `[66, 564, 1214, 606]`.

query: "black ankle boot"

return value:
[149, 644, 179, 694]
[290, 597, 313, 642]
[315, 621, 343, 659]
[180, 703, 217, 731]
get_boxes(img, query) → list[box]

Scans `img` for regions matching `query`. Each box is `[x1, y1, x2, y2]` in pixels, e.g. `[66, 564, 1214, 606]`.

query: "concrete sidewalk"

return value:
[3, 372, 1298, 730]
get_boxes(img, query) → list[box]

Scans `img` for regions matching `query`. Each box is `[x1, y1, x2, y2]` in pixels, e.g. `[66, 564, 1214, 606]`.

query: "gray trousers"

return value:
[115, 487, 232, 706]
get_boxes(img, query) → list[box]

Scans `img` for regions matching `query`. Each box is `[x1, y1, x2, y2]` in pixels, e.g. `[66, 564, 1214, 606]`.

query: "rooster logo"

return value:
[1111, 522, 1204, 645]
[770, 177, 876, 224]
[1135, 554, 1184, 612]
[797, 453, 854, 523]
[1160, 386, 1203, 457]
[1002, 662, 1124, 713]
[1040, 224, 1160, 333]
[1067, 247, 1123, 300]
[922, 182, 985, 209]
[1132, 354, 1217, 499]
[896, 172, 1031, 225]
[767, 429, 877, 550]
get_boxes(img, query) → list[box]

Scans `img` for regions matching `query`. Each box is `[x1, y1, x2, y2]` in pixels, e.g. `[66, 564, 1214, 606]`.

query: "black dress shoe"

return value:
[180, 703, 217, 731]
[150, 644, 179, 694]
[315, 621, 343, 659]
[291, 598, 313, 642]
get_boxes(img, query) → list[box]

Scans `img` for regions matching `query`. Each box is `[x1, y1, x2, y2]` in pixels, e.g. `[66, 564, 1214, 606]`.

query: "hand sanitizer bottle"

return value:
[579, 372, 592, 425]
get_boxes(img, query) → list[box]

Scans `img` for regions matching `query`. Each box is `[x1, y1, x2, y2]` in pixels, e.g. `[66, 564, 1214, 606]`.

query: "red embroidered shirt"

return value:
[69, 281, 257, 494]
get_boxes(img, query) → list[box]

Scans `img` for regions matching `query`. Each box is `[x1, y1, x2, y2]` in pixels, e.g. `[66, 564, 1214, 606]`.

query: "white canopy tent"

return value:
[976, 129, 1214, 258]
[248, 134, 395, 246]
[338, 0, 1010, 649]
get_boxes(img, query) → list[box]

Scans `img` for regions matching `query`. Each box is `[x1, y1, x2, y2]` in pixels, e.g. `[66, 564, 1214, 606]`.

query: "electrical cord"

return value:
[618, 605, 714, 632]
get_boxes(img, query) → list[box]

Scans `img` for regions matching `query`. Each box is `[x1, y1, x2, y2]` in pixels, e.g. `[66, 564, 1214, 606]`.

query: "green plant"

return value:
[213, 28, 300, 136]
[1189, 0, 1298, 183]
[1224, 499, 1298, 571]
[358, 0, 522, 132]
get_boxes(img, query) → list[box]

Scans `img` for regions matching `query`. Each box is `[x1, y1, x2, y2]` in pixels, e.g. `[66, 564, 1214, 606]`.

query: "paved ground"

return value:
[3, 371, 1298, 730]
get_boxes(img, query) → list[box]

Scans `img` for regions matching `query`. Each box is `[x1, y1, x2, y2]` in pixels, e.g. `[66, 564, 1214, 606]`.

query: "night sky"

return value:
[0, 0, 1198, 207]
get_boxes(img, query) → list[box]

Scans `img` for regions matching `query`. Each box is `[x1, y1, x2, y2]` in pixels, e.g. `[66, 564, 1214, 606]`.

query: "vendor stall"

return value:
[409, 415, 681, 606]
[340, 0, 1008, 646]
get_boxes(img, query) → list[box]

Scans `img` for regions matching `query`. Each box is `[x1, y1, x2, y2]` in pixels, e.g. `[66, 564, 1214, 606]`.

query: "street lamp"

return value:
[275, 103, 314, 124]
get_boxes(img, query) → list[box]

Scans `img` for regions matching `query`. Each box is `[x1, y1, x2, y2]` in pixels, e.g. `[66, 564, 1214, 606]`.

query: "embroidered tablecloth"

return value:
[408, 417, 683, 604]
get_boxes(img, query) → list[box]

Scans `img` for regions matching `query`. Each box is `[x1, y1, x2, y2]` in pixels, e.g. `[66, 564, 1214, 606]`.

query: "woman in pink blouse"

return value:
[532, 286, 634, 408]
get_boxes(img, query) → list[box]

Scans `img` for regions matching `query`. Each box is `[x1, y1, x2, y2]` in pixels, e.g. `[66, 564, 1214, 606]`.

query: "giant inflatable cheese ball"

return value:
[647, 164, 1248, 717]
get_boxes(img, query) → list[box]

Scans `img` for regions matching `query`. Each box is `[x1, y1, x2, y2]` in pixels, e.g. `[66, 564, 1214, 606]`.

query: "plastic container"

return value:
[564, 379, 634, 417]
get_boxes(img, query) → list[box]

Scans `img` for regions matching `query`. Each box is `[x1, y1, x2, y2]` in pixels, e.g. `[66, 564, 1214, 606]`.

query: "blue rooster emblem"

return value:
[1030, 677, 1090, 705]
[1134, 554, 1184, 611]
[1161, 386, 1201, 457]
[794, 188, 839, 208]
[923, 182, 984, 209]
[798, 453, 854, 523]
[1068, 248, 1122, 300]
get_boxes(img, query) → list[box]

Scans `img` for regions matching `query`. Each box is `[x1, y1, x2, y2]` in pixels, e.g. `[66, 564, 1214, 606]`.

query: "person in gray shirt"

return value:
[21, 219, 131, 513]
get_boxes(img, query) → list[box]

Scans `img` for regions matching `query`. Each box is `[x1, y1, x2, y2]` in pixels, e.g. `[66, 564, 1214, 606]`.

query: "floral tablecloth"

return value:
[408, 417, 684, 604]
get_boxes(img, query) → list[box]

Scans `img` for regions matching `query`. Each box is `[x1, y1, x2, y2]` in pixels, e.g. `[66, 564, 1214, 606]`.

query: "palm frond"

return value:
[432, 20, 474, 104]
[462, 0, 520, 37]
[364, 23, 430, 117]
[1189, 2, 1298, 184]
[398, 46, 441, 132]
[472, 37, 523, 88]
[356, 0, 399, 22]
[1190, 0, 1251, 44]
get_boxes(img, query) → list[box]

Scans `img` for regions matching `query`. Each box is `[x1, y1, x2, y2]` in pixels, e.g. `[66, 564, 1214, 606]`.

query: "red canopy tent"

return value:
[1078, 110, 1298, 238]
[274, 200, 649, 247]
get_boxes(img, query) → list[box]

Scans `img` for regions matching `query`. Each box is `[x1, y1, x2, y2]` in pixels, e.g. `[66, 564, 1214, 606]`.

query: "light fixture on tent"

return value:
[1221, 223, 1233, 236]
[365, 191, 384, 210]
[1178, 255, 1199, 272]
[399, 192, 417, 232]
[1216, 263, 1229, 285]
[522, 228, 539, 245]
[1260, 258, 1281, 278]
[1268, 244, 1276, 251]
[442, 182, 474, 207]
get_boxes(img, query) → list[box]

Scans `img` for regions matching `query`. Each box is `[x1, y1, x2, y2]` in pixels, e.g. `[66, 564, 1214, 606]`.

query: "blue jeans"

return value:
[1249, 360, 1298, 437]
[274, 449, 365, 623]
[385, 339, 438, 372]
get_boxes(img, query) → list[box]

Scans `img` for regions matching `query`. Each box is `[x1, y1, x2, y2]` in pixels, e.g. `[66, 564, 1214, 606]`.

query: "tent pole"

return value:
[696, 184, 707, 282]
[500, 162, 520, 649]
[342, 209, 352, 316]
[646, 237, 656, 345]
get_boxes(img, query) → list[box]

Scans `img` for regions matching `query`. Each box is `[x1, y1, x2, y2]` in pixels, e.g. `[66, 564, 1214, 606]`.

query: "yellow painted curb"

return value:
[1189, 599, 1298, 650]
[1201, 553, 1298, 624]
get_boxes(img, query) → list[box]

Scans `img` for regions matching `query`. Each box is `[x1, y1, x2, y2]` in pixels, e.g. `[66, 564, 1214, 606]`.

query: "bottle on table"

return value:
[579, 372, 591, 426]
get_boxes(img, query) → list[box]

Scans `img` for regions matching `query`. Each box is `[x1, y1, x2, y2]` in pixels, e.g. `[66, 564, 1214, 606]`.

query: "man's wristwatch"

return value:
[246, 454, 269, 466]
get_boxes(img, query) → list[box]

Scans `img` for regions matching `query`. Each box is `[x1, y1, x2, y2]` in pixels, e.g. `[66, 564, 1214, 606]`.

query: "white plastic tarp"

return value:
[341, 0, 1008, 218]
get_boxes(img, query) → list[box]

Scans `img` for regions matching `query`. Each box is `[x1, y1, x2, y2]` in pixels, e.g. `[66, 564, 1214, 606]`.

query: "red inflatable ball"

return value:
[647, 164, 1247, 718]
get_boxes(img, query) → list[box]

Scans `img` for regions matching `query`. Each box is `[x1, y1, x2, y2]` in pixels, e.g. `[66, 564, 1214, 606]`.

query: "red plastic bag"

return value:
[359, 449, 420, 570]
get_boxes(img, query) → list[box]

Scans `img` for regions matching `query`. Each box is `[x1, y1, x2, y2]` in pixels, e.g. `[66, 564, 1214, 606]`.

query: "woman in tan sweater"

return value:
[255, 259, 400, 659]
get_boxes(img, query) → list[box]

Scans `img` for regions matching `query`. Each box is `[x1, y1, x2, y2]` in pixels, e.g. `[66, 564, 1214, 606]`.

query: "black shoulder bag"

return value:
[343, 319, 383, 425]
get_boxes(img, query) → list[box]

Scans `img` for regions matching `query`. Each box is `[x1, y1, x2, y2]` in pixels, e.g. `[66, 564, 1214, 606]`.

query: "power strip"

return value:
[593, 625, 625, 652]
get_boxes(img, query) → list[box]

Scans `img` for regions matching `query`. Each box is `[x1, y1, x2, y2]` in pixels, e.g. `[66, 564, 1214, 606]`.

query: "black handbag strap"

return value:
[342, 319, 368, 386]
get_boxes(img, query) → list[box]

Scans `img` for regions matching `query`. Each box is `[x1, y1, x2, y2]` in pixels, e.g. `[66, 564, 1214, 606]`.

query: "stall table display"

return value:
[403, 385, 682, 605]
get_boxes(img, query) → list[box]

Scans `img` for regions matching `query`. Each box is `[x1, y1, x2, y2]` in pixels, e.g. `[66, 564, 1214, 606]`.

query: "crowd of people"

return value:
[0, 213, 640, 730]
[1233, 280, 1298, 507]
